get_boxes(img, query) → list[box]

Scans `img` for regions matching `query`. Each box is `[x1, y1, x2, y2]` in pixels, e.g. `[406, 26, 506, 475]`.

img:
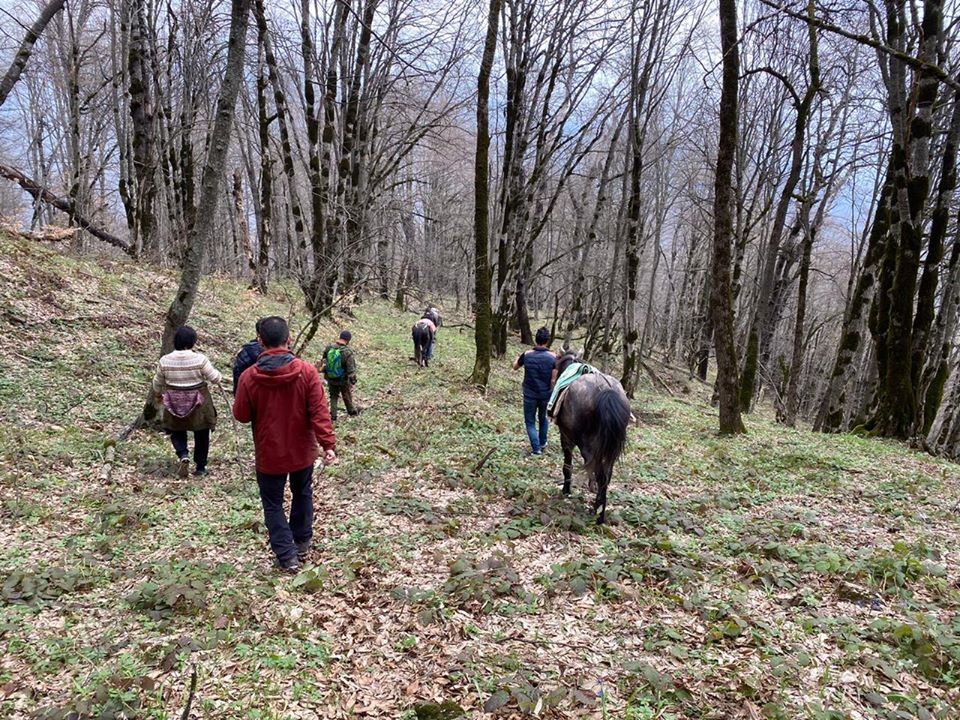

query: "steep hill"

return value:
[1, 234, 958, 719]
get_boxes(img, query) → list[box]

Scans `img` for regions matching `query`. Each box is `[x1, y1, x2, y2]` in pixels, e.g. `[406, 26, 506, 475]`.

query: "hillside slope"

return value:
[1, 234, 959, 719]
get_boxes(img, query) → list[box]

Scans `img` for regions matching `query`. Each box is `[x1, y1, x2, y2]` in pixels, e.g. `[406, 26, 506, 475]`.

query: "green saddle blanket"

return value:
[547, 362, 598, 414]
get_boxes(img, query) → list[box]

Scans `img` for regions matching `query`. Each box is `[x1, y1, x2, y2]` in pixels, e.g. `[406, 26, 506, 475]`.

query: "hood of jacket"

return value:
[249, 348, 302, 385]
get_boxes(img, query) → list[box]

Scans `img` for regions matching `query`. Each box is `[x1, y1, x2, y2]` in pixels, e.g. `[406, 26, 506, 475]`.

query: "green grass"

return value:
[1, 232, 960, 718]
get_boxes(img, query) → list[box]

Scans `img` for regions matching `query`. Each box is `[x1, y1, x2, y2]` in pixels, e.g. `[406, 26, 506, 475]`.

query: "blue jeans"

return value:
[256, 465, 314, 564]
[425, 337, 435, 360]
[523, 397, 549, 453]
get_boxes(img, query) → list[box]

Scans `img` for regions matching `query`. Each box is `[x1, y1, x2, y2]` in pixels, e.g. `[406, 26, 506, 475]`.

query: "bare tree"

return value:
[161, 0, 252, 351]
[712, 0, 746, 435]
[471, 0, 502, 388]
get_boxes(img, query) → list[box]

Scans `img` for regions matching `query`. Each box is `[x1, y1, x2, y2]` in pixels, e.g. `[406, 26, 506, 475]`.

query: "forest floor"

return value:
[1, 232, 959, 720]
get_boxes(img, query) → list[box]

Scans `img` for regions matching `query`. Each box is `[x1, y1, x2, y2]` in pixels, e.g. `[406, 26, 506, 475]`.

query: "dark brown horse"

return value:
[553, 352, 631, 523]
[411, 319, 434, 368]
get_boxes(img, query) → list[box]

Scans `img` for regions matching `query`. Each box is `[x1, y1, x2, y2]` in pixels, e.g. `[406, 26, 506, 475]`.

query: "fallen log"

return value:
[0, 163, 132, 255]
[98, 442, 116, 483]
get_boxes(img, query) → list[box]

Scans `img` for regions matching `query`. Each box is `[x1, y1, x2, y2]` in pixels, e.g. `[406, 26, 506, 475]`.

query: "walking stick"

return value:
[216, 385, 244, 465]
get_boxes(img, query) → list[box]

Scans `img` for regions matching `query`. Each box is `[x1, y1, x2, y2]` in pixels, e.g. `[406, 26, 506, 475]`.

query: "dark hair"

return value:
[259, 316, 289, 348]
[174, 326, 197, 351]
[339, 330, 352, 342]
[535, 326, 551, 346]
[255, 318, 264, 335]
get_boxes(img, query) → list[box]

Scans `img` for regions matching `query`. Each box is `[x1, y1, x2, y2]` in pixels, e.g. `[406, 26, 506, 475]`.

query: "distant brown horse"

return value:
[553, 352, 631, 523]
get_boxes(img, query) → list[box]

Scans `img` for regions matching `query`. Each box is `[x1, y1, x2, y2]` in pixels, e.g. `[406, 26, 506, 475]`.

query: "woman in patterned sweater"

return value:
[152, 326, 223, 477]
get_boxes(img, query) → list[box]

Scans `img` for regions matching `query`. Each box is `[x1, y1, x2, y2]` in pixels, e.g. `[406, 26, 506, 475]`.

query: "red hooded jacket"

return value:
[233, 348, 336, 474]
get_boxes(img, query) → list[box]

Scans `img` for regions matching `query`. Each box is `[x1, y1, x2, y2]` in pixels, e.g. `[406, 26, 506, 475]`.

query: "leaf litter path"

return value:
[1, 234, 959, 718]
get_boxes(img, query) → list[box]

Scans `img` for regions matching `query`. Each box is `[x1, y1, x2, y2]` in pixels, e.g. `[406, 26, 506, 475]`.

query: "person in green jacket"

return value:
[319, 330, 359, 421]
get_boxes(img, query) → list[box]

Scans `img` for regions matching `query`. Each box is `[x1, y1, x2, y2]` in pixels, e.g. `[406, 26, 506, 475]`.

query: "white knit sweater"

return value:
[153, 350, 222, 391]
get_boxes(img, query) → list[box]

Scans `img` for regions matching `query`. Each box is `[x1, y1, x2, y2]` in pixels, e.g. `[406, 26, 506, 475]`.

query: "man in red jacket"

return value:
[233, 316, 337, 572]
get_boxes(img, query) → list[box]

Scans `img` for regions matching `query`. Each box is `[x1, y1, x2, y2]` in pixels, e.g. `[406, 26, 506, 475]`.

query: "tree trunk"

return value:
[912, 76, 960, 433]
[161, 0, 251, 352]
[126, 0, 159, 259]
[515, 241, 534, 344]
[254, 0, 307, 277]
[232, 169, 249, 277]
[740, 5, 821, 411]
[252, 32, 272, 294]
[862, 2, 940, 437]
[711, 0, 746, 435]
[470, 0, 502, 388]
[784, 200, 815, 426]
[814, 167, 894, 431]
[338, 0, 378, 293]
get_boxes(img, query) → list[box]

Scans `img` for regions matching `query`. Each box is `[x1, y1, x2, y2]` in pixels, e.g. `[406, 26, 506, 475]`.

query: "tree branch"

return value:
[0, 0, 66, 108]
[758, 0, 960, 92]
[0, 163, 133, 254]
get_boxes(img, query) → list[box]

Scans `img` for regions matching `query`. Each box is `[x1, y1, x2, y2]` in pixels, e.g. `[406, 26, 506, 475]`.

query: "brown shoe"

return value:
[177, 457, 189, 478]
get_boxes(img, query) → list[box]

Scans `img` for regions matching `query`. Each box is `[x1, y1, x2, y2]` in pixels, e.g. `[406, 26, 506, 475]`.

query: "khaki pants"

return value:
[327, 381, 356, 419]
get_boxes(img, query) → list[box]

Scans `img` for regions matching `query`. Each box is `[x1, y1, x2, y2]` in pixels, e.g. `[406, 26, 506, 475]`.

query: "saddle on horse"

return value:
[547, 361, 599, 417]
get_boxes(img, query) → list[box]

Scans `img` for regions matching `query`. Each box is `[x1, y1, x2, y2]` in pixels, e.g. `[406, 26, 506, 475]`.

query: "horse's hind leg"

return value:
[594, 465, 610, 524]
[561, 435, 573, 496]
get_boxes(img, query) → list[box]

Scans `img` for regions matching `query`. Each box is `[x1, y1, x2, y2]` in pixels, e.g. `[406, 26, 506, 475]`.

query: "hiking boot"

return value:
[194, 467, 208, 477]
[295, 540, 311, 560]
[347, 409, 360, 417]
[177, 457, 190, 478]
[278, 557, 301, 574]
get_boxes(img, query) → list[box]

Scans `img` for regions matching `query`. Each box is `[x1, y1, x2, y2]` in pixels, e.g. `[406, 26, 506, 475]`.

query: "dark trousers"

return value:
[256, 465, 314, 564]
[327, 381, 355, 418]
[170, 429, 210, 470]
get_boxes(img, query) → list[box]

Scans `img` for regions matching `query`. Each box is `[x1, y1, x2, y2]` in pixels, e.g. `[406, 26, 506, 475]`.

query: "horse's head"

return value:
[557, 350, 581, 375]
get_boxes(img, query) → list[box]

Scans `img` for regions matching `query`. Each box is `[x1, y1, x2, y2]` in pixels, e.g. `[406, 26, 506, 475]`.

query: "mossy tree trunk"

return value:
[814, 168, 893, 431]
[470, 0, 501, 388]
[161, 0, 251, 353]
[252, 30, 272, 294]
[711, 0, 746, 435]
[868, 0, 942, 439]
[913, 77, 960, 435]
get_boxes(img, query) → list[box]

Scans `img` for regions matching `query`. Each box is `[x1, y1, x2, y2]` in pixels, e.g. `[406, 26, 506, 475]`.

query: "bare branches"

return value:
[758, 0, 960, 92]
[0, 0, 66, 108]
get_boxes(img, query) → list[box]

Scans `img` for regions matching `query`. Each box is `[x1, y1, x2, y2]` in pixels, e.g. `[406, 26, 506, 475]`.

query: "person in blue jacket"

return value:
[512, 326, 558, 455]
[232, 319, 264, 392]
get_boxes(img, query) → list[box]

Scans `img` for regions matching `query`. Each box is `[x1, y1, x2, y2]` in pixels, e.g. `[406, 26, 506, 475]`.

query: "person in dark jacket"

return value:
[233, 316, 337, 572]
[232, 320, 263, 392]
[512, 326, 557, 455]
[319, 330, 358, 421]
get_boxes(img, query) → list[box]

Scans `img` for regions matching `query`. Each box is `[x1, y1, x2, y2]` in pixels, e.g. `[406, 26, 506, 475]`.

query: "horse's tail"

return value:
[589, 388, 631, 471]
[412, 323, 430, 364]
[412, 324, 429, 349]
